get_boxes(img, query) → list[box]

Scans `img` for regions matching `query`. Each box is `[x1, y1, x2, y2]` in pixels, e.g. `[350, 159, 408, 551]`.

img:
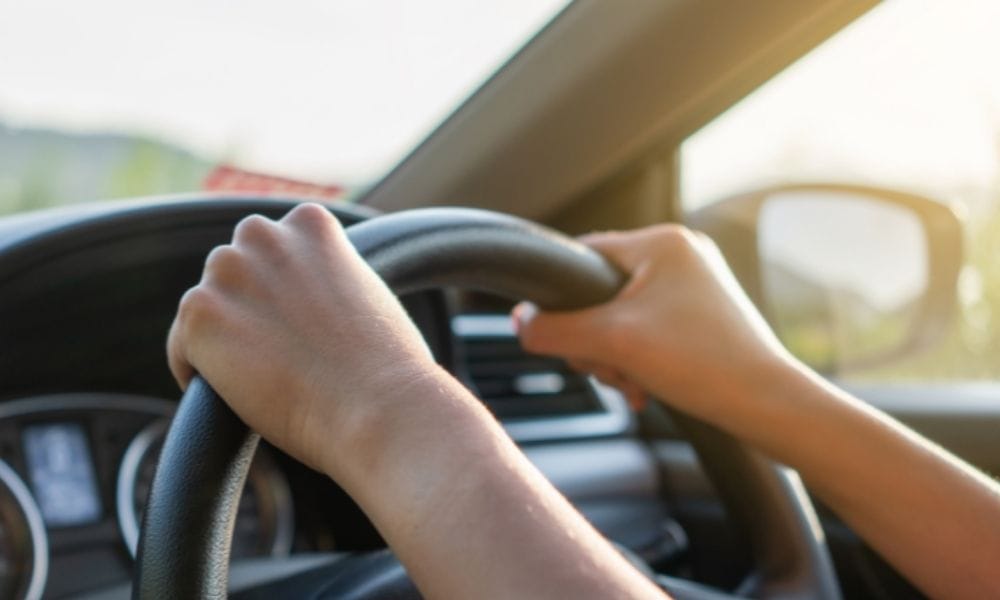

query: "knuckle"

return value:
[177, 286, 220, 330]
[234, 214, 279, 246]
[287, 202, 330, 225]
[291, 202, 329, 219]
[650, 224, 700, 259]
[653, 223, 694, 245]
[284, 203, 345, 239]
[204, 244, 244, 279]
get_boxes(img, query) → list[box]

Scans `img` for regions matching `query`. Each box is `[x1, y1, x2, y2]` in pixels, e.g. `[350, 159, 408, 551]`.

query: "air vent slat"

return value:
[463, 342, 530, 360]
[454, 317, 604, 420]
[467, 359, 566, 377]
[485, 394, 601, 420]
[471, 376, 590, 397]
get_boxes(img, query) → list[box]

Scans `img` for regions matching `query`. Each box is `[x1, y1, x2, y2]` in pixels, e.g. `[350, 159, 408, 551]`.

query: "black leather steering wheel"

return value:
[133, 207, 841, 599]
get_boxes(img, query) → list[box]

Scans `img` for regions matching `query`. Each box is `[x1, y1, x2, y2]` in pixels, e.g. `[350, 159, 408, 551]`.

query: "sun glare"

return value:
[683, 0, 1000, 215]
[0, 0, 569, 184]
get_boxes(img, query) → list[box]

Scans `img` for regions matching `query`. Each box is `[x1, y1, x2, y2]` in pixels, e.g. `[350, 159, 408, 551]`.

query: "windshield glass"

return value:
[0, 0, 570, 213]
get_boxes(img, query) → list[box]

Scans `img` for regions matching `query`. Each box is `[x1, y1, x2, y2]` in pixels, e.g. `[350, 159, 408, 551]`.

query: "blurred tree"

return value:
[0, 127, 211, 215]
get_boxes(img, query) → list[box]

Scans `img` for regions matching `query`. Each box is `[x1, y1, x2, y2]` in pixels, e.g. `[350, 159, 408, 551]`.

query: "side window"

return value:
[680, 2, 1000, 382]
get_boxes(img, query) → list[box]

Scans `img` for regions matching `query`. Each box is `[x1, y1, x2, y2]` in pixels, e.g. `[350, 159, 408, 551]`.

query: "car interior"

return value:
[1, 0, 997, 598]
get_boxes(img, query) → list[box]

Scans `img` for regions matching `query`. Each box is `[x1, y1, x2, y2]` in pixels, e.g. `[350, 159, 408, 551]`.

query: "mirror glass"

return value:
[758, 191, 928, 372]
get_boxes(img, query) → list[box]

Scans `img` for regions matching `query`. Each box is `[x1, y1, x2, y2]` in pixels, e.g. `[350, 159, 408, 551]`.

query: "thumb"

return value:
[512, 301, 611, 362]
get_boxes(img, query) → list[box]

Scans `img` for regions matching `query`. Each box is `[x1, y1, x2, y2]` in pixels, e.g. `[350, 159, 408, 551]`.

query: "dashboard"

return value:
[0, 198, 670, 598]
[0, 394, 306, 598]
[0, 389, 411, 598]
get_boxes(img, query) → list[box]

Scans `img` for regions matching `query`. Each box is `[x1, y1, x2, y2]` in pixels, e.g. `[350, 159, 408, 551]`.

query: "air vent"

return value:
[452, 315, 632, 442]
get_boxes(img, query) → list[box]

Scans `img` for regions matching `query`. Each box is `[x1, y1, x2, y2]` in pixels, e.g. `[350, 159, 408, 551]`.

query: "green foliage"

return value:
[0, 128, 211, 214]
[0, 145, 61, 213]
[780, 306, 914, 376]
[105, 139, 207, 199]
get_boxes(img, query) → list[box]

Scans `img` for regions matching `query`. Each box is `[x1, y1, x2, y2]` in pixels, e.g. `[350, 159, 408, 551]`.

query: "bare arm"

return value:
[750, 364, 1000, 599]
[330, 367, 665, 599]
[516, 224, 1000, 599]
[166, 204, 666, 600]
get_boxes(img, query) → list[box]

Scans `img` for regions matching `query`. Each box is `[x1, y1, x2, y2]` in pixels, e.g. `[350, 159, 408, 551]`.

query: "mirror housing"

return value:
[687, 184, 963, 374]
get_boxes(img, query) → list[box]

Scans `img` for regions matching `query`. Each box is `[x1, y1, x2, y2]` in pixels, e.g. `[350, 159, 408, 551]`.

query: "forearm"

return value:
[515, 225, 1000, 596]
[726, 361, 1000, 599]
[325, 366, 666, 600]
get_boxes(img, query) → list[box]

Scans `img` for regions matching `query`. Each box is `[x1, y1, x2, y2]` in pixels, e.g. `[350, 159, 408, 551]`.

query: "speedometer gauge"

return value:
[0, 460, 47, 600]
[116, 419, 294, 559]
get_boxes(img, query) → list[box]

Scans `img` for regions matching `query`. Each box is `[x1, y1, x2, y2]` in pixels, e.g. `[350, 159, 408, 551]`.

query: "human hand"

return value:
[167, 203, 441, 477]
[514, 224, 799, 425]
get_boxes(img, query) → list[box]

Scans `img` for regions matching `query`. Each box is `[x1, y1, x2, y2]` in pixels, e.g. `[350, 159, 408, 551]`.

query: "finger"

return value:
[565, 358, 628, 389]
[567, 358, 601, 374]
[280, 202, 345, 243]
[166, 298, 195, 391]
[594, 371, 642, 402]
[201, 244, 246, 289]
[582, 367, 647, 411]
[576, 231, 646, 271]
[613, 378, 647, 411]
[589, 366, 629, 388]
[233, 213, 285, 257]
[167, 285, 225, 392]
[582, 226, 695, 277]
[512, 301, 611, 362]
[623, 384, 648, 411]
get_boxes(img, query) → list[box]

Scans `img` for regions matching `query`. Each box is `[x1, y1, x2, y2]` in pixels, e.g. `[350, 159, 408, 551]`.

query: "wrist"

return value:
[322, 365, 522, 548]
[714, 355, 855, 456]
[662, 350, 802, 422]
[312, 361, 490, 487]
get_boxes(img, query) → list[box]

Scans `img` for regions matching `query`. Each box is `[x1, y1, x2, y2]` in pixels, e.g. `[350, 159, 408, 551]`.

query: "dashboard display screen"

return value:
[22, 423, 102, 527]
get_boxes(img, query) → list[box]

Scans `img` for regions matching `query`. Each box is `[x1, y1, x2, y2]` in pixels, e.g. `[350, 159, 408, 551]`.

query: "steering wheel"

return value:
[133, 207, 842, 599]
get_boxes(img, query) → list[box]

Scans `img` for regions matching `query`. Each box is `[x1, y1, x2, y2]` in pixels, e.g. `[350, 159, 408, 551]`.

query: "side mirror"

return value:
[687, 184, 963, 375]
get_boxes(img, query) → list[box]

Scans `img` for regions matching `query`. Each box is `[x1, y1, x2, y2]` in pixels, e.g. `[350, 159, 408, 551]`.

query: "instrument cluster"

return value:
[0, 393, 296, 599]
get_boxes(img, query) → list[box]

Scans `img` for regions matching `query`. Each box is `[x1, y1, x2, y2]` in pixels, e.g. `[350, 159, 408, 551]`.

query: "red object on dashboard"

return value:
[203, 165, 344, 199]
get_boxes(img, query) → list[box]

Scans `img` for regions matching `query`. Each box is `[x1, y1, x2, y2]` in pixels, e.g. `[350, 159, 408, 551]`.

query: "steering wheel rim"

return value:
[134, 207, 841, 599]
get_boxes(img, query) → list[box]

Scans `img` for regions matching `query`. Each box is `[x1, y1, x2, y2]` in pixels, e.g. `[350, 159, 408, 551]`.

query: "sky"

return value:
[4, 0, 1000, 201]
[0, 0, 569, 184]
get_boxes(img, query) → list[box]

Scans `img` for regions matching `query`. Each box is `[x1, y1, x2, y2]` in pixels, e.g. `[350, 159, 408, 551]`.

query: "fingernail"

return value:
[511, 302, 537, 335]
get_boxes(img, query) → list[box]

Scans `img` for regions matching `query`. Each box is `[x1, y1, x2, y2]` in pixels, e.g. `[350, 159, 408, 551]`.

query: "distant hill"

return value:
[0, 124, 213, 214]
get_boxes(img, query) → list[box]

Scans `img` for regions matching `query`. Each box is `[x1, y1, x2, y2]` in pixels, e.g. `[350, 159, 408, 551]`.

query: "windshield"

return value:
[0, 1, 570, 213]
